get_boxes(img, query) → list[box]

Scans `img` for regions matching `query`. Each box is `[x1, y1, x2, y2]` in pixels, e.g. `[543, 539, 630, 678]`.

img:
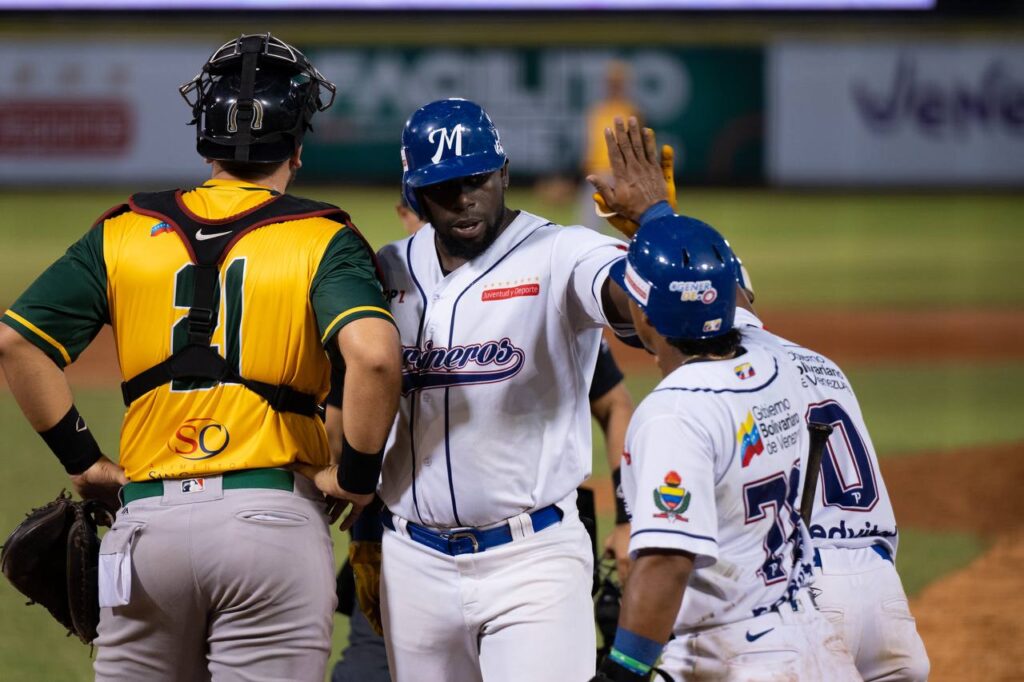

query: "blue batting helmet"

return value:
[610, 215, 739, 340]
[400, 98, 507, 215]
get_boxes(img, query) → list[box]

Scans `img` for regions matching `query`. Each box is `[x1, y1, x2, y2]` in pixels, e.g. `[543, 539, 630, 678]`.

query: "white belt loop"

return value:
[393, 515, 410, 538]
[509, 511, 535, 541]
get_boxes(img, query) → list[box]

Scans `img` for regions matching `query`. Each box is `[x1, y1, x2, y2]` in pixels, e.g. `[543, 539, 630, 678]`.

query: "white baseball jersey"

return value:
[735, 309, 899, 556]
[622, 341, 814, 632]
[376, 211, 629, 528]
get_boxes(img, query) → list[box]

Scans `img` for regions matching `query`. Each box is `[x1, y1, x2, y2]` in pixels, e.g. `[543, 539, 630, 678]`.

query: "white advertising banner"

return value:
[0, 41, 211, 184]
[769, 41, 1024, 185]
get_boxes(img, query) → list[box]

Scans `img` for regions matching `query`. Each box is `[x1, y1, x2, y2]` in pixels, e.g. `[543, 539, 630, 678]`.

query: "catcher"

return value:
[0, 33, 400, 682]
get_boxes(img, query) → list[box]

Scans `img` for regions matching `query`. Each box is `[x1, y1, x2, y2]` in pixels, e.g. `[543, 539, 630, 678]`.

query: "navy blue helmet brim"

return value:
[404, 153, 505, 189]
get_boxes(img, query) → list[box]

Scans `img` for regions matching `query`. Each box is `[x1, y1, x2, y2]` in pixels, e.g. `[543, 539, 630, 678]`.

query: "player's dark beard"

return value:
[434, 219, 502, 261]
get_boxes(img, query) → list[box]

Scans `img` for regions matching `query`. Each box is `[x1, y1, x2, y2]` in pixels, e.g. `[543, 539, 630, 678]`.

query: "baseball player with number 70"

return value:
[587, 208, 860, 682]
[593, 116, 929, 681]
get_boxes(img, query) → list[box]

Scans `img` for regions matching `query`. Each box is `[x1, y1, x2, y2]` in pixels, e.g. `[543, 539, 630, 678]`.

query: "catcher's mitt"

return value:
[1, 490, 113, 644]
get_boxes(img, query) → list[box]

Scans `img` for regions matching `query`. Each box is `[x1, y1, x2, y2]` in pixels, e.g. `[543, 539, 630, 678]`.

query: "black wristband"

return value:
[336, 437, 384, 495]
[596, 657, 649, 682]
[612, 467, 629, 525]
[38, 405, 103, 475]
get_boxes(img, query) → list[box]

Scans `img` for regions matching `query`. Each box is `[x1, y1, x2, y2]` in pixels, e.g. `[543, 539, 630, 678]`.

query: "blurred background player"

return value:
[329, 194, 637, 682]
[579, 60, 642, 232]
[0, 33, 401, 682]
[593, 214, 859, 682]
[595, 116, 929, 681]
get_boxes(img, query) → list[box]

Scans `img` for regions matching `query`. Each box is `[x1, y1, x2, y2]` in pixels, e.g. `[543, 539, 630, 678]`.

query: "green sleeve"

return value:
[1, 226, 109, 368]
[311, 227, 394, 349]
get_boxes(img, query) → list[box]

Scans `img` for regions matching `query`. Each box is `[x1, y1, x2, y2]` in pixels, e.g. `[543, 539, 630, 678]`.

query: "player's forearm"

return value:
[336, 318, 402, 452]
[617, 550, 693, 643]
[0, 325, 73, 430]
[601, 277, 633, 326]
[599, 386, 632, 473]
[324, 404, 344, 461]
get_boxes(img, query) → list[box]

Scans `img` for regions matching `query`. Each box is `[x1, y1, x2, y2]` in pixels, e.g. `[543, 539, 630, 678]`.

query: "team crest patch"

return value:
[737, 412, 765, 467]
[734, 362, 756, 380]
[653, 471, 691, 522]
[150, 221, 172, 237]
[703, 319, 722, 333]
[181, 478, 205, 493]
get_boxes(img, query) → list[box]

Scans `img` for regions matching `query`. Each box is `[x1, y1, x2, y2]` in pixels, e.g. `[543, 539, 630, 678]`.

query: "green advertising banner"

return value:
[302, 47, 763, 184]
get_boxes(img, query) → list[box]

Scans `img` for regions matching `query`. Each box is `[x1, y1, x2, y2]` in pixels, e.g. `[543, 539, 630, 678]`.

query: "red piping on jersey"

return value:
[121, 195, 386, 286]
[90, 203, 131, 230]
[173, 188, 279, 225]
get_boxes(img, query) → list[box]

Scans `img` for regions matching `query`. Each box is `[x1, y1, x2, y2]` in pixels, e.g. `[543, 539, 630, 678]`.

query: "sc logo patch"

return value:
[170, 418, 230, 460]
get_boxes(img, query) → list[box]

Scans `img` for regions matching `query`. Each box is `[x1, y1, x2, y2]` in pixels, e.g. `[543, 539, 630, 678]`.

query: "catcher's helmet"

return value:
[179, 33, 336, 163]
[401, 98, 506, 215]
[610, 215, 739, 340]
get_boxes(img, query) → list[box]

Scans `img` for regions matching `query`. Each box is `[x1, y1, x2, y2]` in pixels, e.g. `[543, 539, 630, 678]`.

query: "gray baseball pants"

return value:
[93, 471, 336, 682]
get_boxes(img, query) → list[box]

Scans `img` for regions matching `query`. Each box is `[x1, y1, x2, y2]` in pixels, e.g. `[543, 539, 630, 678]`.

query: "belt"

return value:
[120, 468, 294, 505]
[383, 505, 563, 556]
[812, 544, 893, 568]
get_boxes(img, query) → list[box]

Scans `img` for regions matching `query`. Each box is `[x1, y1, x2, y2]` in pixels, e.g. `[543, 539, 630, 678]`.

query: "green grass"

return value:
[2, 188, 1023, 308]
[894, 528, 987, 598]
[848, 363, 1024, 456]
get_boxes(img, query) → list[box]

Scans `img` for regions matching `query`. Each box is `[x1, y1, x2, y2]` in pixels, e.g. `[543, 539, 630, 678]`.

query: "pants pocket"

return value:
[818, 606, 845, 628]
[882, 597, 914, 619]
[726, 648, 800, 680]
[98, 522, 143, 608]
[235, 509, 310, 526]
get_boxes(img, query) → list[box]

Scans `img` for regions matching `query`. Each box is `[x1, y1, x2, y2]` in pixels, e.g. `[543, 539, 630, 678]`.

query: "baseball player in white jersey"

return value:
[591, 116, 929, 681]
[590, 213, 859, 682]
[371, 98, 636, 682]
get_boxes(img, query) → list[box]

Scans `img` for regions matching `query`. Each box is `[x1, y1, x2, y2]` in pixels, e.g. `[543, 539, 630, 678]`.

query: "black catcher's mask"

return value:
[179, 33, 337, 164]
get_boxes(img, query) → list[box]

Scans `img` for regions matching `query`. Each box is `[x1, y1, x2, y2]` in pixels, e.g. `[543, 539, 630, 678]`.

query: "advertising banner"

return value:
[0, 42, 762, 186]
[301, 46, 762, 184]
[0, 41, 211, 184]
[769, 41, 1024, 185]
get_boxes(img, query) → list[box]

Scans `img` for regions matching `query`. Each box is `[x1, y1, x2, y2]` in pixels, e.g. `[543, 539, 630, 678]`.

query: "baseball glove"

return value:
[1, 490, 113, 644]
[349, 540, 384, 636]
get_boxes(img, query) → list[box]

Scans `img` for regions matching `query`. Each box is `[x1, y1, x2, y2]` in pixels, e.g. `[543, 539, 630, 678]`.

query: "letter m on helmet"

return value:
[429, 125, 465, 163]
[400, 99, 507, 216]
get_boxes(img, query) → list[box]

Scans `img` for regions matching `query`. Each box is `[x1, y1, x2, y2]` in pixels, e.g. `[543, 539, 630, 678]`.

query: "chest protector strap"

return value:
[117, 189, 356, 417]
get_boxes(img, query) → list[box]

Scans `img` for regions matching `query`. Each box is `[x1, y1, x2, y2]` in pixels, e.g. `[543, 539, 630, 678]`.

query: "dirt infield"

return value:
[881, 443, 1024, 682]
[910, 531, 1024, 681]
[610, 307, 1024, 372]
